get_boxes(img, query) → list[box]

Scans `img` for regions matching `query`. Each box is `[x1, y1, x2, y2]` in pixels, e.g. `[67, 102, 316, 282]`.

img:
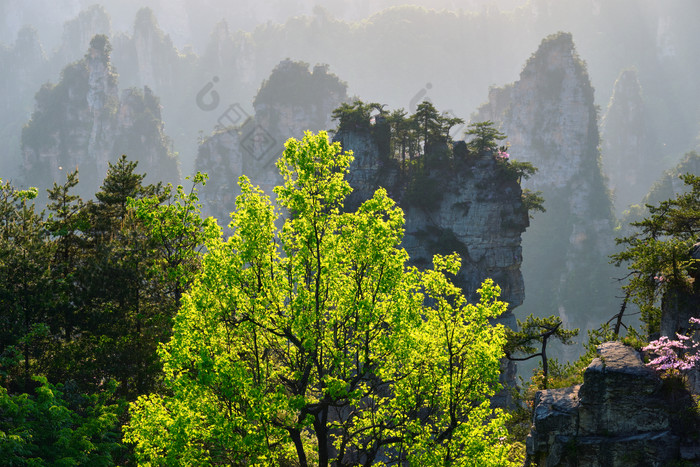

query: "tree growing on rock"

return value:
[612, 173, 700, 335]
[125, 131, 513, 466]
[505, 314, 578, 389]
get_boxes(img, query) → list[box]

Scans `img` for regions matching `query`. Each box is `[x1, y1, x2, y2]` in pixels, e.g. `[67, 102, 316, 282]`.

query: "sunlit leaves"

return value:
[126, 131, 512, 466]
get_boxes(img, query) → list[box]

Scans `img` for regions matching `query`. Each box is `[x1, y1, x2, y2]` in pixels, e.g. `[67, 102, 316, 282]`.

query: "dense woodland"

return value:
[1, 156, 214, 463]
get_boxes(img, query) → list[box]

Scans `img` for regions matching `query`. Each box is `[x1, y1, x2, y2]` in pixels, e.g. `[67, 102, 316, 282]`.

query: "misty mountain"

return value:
[4, 0, 700, 187]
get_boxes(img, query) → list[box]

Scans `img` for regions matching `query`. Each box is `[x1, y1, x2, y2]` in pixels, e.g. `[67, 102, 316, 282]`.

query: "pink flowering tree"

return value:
[643, 317, 700, 377]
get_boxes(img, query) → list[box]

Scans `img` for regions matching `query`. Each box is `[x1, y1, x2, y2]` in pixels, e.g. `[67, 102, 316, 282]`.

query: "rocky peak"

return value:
[13, 26, 45, 63]
[52, 4, 111, 70]
[476, 32, 617, 339]
[527, 341, 699, 466]
[0, 25, 48, 177]
[85, 35, 118, 112]
[601, 69, 657, 215]
[196, 60, 347, 222]
[131, 8, 178, 89]
[21, 35, 178, 198]
[479, 32, 597, 191]
[253, 60, 347, 131]
[334, 128, 529, 316]
[5, 26, 47, 100]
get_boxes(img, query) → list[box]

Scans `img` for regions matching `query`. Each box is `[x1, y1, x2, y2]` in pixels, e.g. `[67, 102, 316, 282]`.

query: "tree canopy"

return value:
[125, 131, 513, 466]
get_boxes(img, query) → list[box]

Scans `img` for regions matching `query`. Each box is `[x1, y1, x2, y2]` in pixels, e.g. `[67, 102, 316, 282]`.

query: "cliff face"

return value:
[51, 5, 111, 74]
[527, 342, 699, 466]
[335, 129, 528, 318]
[21, 35, 179, 197]
[195, 60, 347, 223]
[475, 32, 617, 337]
[601, 69, 658, 216]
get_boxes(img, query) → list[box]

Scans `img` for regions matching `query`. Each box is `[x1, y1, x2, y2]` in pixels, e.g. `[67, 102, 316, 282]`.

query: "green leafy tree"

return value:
[612, 173, 700, 334]
[0, 376, 122, 465]
[465, 121, 506, 155]
[387, 108, 414, 167]
[0, 179, 53, 391]
[129, 172, 219, 309]
[45, 169, 88, 342]
[126, 131, 512, 466]
[331, 100, 384, 132]
[412, 101, 464, 168]
[74, 155, 167, 398]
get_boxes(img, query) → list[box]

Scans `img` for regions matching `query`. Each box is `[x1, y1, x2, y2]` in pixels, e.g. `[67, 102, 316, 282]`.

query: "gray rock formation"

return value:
[51, 4, 111, 73]
[335, 129, 528, 319]
[195, 60, 347, 223]
[21, 35, 179, 198]
[600, 69, 658, 216]
[333, 127, 532, 408]
[527, 341, 699, 466]
[475, 32, 618, 342]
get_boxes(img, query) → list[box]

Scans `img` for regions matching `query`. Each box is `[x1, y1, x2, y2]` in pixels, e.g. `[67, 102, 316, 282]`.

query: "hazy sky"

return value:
[1, 0, 529, 50]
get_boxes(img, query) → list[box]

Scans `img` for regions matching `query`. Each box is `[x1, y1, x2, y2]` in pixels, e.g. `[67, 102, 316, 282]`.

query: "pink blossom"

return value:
[644, 318, 700, 376]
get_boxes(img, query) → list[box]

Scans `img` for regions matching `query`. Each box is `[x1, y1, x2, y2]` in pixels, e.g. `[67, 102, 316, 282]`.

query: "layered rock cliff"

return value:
[334, 128, 528, 319]
[475, 32, 618, 339]
[21, 35, 179, 198]
[527, 342, 700, 466]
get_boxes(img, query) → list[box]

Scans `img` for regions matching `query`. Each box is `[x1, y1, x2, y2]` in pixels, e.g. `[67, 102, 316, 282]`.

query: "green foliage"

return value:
[612, 173, 700, 335]
[0, 376, 122, 466]
[497, 159, 538, 184]
[505, 314, 578, 389]
[413, 101, 464, 168]
[125, 131, 513, 466]
[0, 178, 53, 391]
[521, 189, 546, 218]
[333, 99, 464, 167]
[73, 156, 173, 398]
[465, 121, 506, 155]
[1, 161, 218, 463]
[129, 172, 219, 308]
[331, 99, 384, 132]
